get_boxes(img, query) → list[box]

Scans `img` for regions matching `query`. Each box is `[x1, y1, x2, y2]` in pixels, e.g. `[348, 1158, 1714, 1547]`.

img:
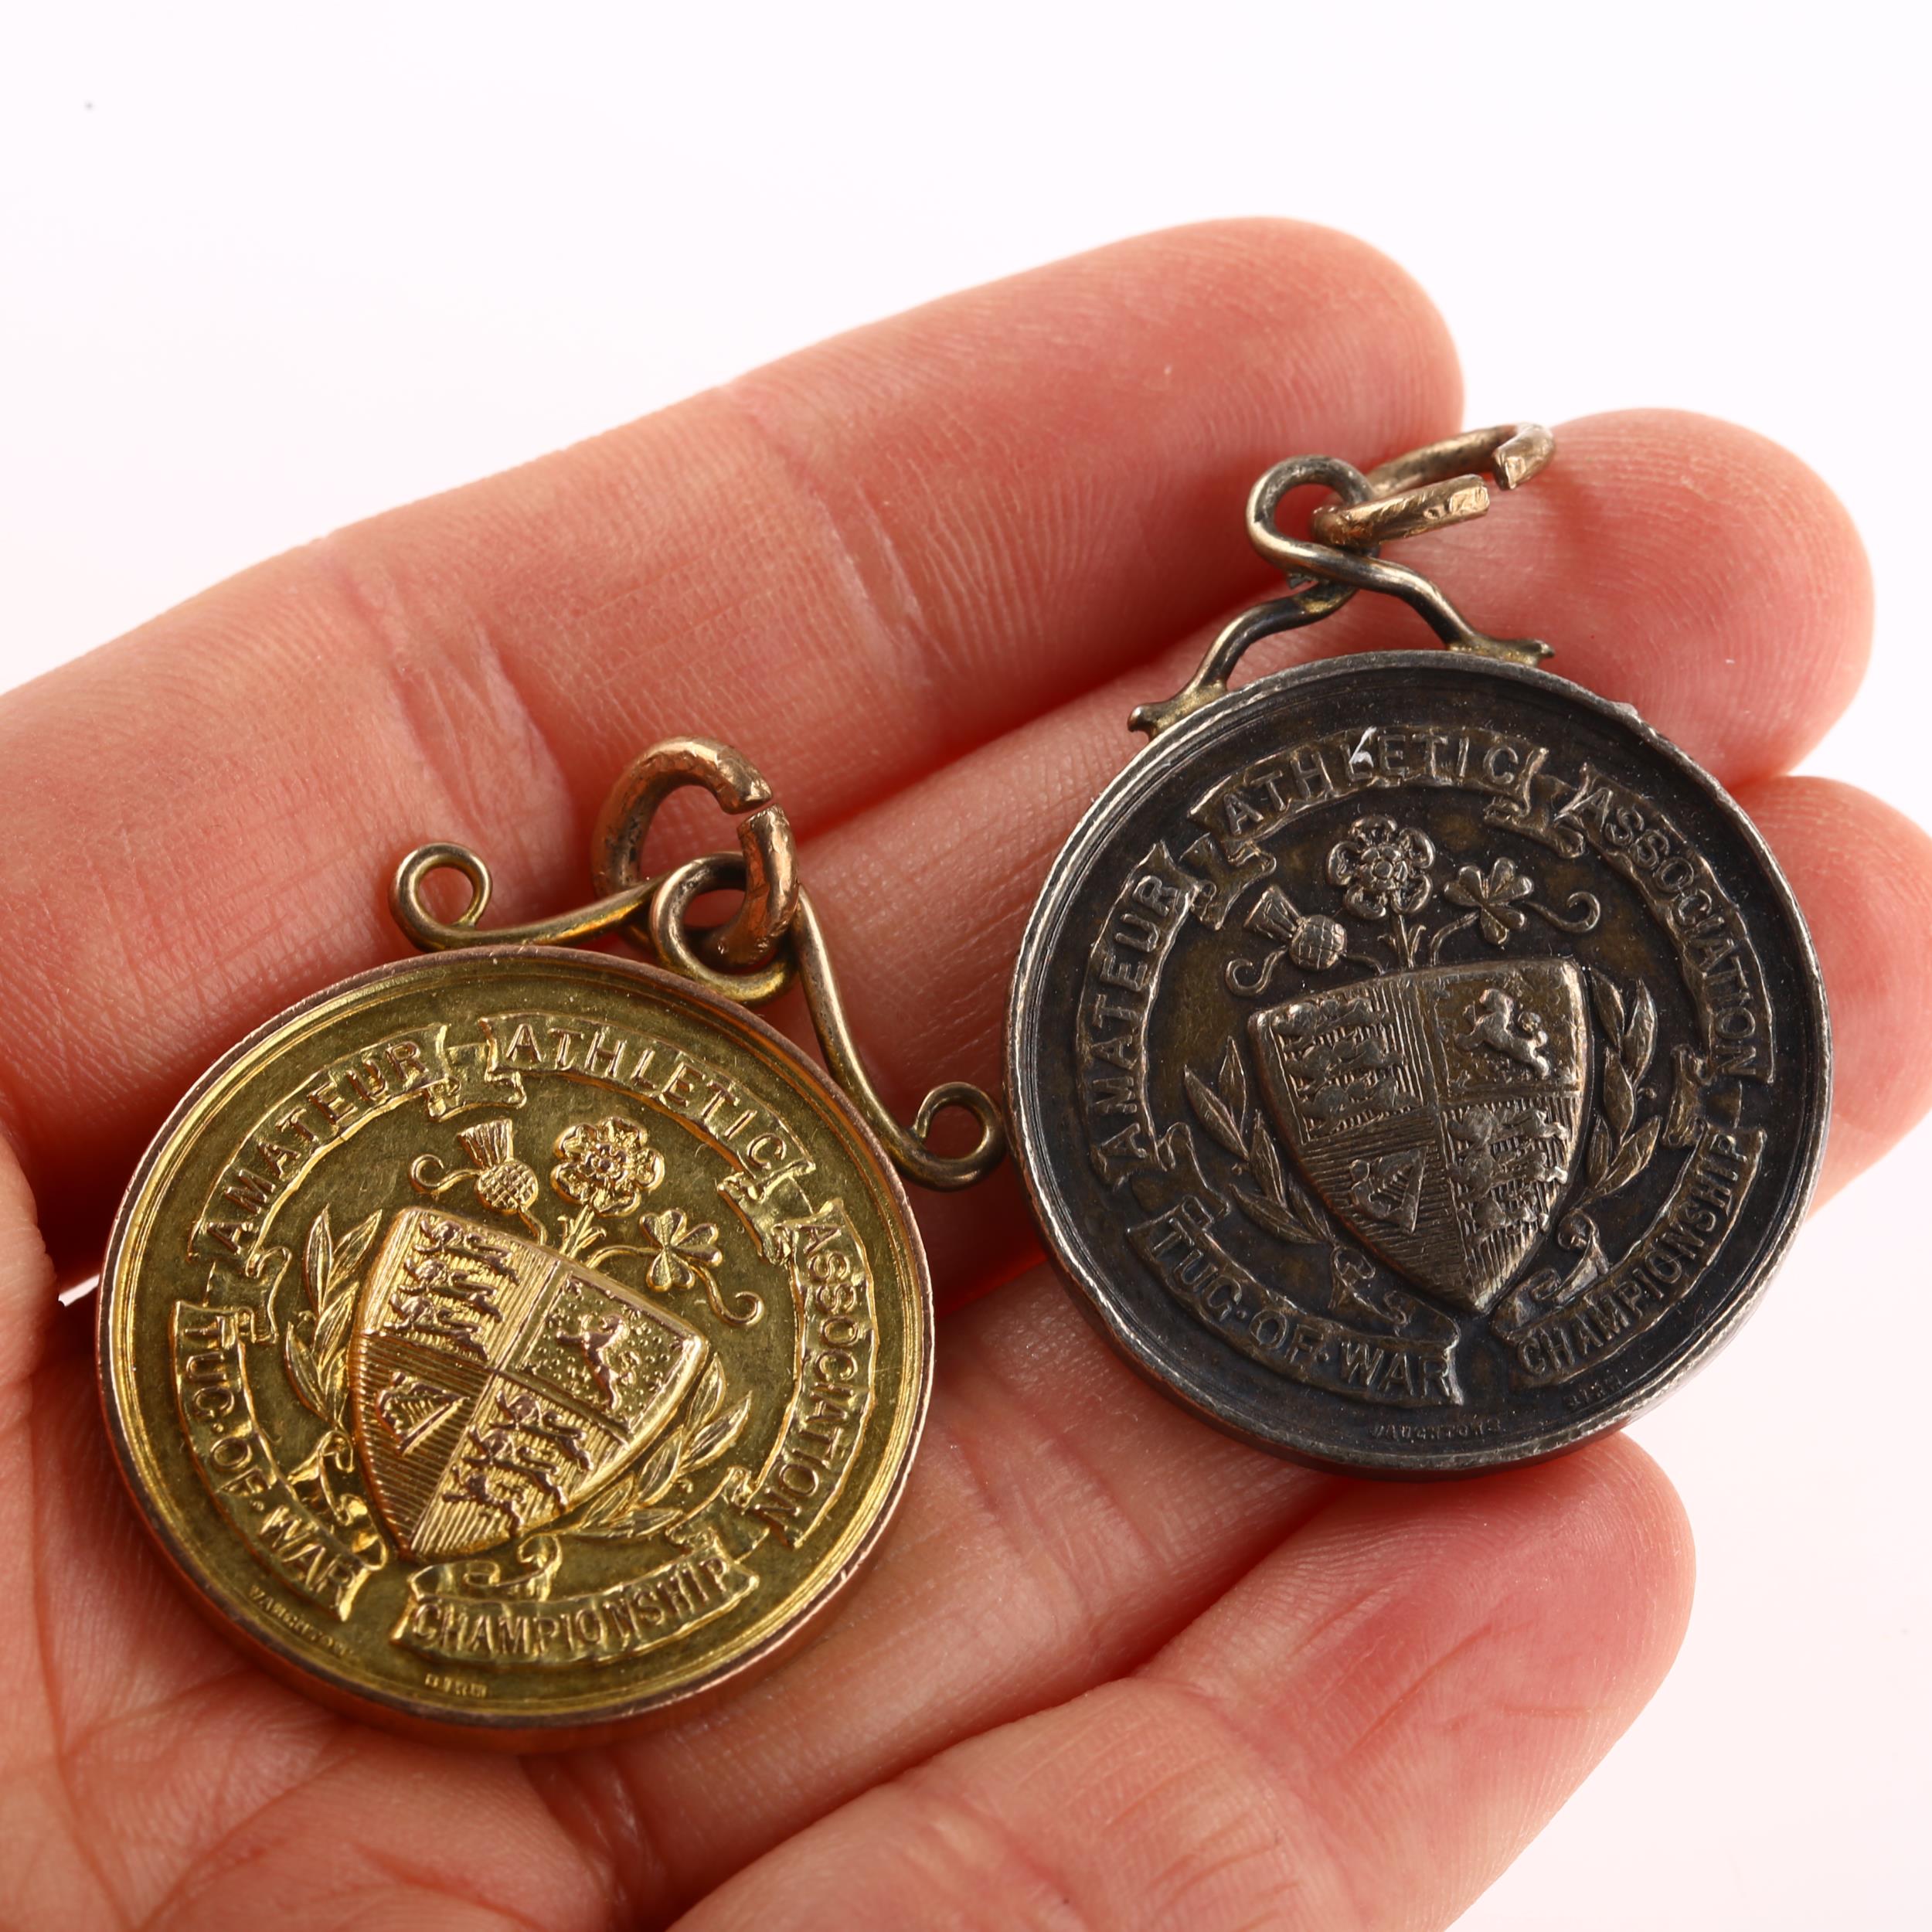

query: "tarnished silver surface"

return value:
[1007, 651, 1828, 1475]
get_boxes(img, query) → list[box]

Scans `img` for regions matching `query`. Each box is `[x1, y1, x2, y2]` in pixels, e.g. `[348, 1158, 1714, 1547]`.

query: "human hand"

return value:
[2, 220, 1927, 1930]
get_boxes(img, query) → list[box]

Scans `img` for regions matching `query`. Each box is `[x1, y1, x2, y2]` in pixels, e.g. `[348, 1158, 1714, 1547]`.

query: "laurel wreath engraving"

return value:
[1185, 1039, 1335, 1247]
[275, 1205, 386, 1555]
[285, 1205, 382, 1433]
[1182, 1036, 1430, 1332]
[1573, 968, 1660, 1213]
[571, 1355, 752, 1542]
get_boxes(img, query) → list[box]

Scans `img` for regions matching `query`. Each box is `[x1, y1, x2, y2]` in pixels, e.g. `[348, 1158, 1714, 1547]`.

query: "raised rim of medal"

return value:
[1006, 650, 1830, 1477]
[97, 944, 933, 1746]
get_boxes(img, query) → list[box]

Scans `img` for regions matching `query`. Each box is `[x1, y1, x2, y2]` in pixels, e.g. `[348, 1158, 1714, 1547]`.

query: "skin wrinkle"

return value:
[100, 1690, 342, 1921]
[26, 1402, 132, 1932]
[1132, 1671, 1406, 1932]
[0, 1171, 56, 1400]
[0, 1188, 115, 1927]
[1110, 1753, 1301, 1931]
[0, 858, 63, 1170]
[1252, 1467, 1673, 1916]
[871, 1759, 1098, 1932]
[1740, 777, 1932, 1196]
[26, 1366, 352, 1917]
[699, 228, 1453, 808]
[355, 1847, 556, 1932]
[888, 1485, 1369, 1932]
[1337, 1615, 1531, 1765]
[25, 1386, 69, 1758]
[0, 830, 150, 1197]
[716, 226, 1460, 728]
[1097, 1676, 1368, 1931]
[925, 1404, 1117, 1688]
[1184, 1837, 1325, 1930]
[31, 1345, 223, 1689]
[709, 375, 955, 760]
[947, 1354, 1178, 1655]
[522, 1747, 669, 1932]
[140, 1726, 366, 1932]
[303, 529, 574, 864]
[53, 1657, 256, 1793]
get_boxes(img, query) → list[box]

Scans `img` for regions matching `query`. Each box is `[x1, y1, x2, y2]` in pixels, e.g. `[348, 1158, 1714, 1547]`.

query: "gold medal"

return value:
[97, 742, 1001, 1743]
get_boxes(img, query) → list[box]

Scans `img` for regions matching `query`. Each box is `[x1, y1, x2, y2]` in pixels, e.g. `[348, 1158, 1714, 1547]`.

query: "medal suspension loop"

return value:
[1131, 423, 1556, 743]
[388, 740, 1006, 1192]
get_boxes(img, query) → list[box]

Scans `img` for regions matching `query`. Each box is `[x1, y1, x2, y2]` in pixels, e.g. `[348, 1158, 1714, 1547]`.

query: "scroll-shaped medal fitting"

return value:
[389, 737, 1005, 1193]
[1130, 426, 1556, 743]
[390, 736, 796, 961]
[648, 851, 1007, 1192]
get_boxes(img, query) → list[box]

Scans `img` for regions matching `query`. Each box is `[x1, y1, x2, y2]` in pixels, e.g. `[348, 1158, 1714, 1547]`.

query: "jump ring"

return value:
[1309, 423, 1553, 549]
[593, 736, 800, 969]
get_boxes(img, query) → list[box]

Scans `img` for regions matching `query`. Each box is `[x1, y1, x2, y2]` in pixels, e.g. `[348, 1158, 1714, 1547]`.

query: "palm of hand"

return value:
[2, 221, 1926, 1931]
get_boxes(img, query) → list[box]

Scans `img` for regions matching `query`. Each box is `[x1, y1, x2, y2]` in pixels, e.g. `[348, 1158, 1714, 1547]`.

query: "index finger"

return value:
[0, 219, 1459, 1267]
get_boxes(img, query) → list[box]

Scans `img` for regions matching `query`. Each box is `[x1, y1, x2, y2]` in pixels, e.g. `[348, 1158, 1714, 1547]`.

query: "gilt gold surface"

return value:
[100, 946, 929, 1743]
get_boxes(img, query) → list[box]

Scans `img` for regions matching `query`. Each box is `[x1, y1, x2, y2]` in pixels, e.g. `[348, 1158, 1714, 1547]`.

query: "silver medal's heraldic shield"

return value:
[1252, 960, 1587, 1317]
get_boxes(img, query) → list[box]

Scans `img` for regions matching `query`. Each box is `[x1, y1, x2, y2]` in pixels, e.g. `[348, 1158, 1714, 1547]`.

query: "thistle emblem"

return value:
[410, 1117, 545, 1235]
[459, 1118, 541, 1217]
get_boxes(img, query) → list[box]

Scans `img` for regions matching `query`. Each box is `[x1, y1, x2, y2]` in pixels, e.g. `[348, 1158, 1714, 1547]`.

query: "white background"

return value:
[4, 6, 1927, 1925]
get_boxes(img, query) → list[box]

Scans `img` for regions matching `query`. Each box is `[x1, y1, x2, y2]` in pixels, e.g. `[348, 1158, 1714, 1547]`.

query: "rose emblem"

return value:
[551, 1117, 665, 1219]
[1326, 817, 1437, 920]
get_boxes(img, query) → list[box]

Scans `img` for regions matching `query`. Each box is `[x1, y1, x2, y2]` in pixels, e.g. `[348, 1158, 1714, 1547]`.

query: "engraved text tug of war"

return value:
[1008, 428, 1828, 1474]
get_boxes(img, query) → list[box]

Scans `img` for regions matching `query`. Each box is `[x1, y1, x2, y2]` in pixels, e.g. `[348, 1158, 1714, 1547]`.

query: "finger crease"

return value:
[522, 1748, 674, 1928]
[710, 376, 958, 760]
[889, 1759, 1101, 1932]
[304, 531, 574, 856]
[1131, 1675, 1376, 1931]
[934, 1347, 1165, 1669]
